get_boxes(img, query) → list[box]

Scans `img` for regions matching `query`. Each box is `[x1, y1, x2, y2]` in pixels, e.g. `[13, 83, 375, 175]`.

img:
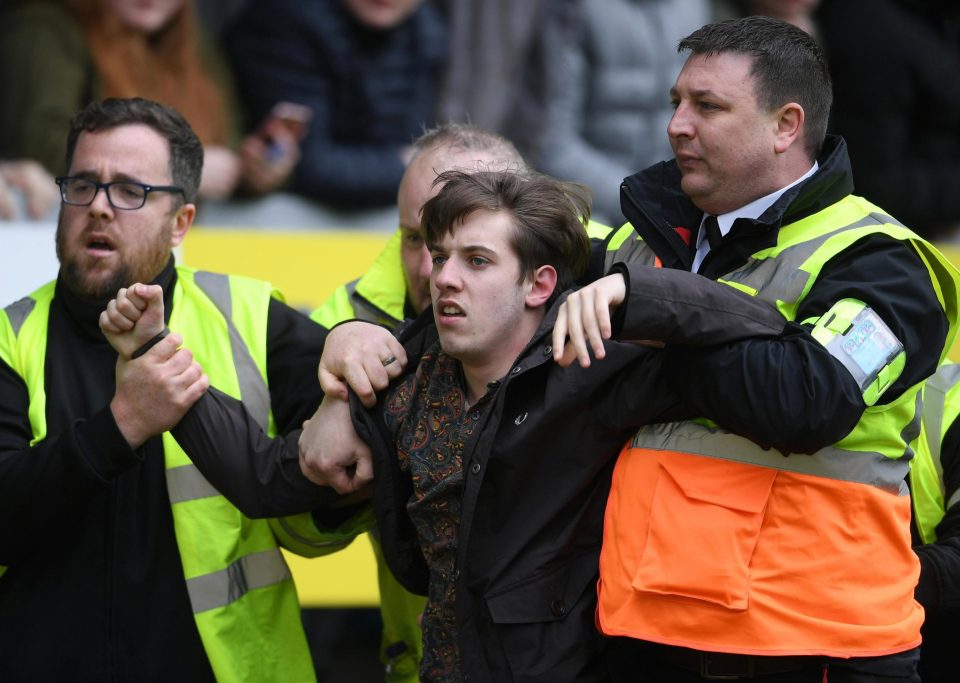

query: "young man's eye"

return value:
[431, 255, 447, 266]
[469, 257, 489, 267]
[403, 232, 423, 246]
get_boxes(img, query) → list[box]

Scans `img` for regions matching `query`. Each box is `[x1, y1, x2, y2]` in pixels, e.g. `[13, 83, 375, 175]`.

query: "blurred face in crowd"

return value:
[667, 52, 787, 215]
[56, 124, 193, 300]
[397, 147, 511, 315]
[107, 0, 185, 34]
[341, 0, 423, 30]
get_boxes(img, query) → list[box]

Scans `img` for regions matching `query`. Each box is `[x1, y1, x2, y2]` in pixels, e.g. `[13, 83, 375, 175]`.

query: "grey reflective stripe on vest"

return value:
[604, 235, 657, 273]
[193, 271, 270, 432]
[166, 464, 220, 503]
[185, 547, 291, 614]
[630, 422, 909, 494]
[900, 389, 924, 462]
[922, 364, 960, 509]
[4, 297, 36, 337]
[721, 213, 901, 307]
[345, 279, 400, 326]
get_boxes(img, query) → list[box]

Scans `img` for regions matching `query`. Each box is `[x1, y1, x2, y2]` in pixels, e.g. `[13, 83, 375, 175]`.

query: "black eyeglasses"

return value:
[55, 176, 185, 210]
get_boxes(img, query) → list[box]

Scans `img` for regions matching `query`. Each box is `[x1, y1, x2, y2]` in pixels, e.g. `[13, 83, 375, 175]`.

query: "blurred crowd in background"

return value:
[2, 0, 960, 239]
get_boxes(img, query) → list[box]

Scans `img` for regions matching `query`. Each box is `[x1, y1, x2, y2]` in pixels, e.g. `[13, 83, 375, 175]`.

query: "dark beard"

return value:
[59, 259, 134, 303]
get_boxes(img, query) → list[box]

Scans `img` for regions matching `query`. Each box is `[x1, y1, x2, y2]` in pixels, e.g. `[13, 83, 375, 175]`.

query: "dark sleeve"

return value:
[265, 297, 326, 432]
[350, 379, 429, 596]
[582, 264, 789, 432]
[915, 416, 960, 619]
[661, 235, 946, 454]
[171, 387, 342, 518]
[0, 359, 141, 562]
[611, 263, 788, 344]
[225, 0, 406, 206]
[170, 300, 338, 518]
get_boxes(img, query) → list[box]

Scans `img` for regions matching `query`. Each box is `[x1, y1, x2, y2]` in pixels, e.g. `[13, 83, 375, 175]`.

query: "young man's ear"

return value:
[525, 265, 557, 309]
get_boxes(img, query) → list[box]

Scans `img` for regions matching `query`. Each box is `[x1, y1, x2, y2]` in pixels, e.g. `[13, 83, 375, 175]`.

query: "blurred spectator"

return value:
[225, 0, 446, 210]
[0, 159, 58, 220]
[817, 0, 960, 240]
[526, 0, 710, 226]
[435, 0, 549, 137]
[0, 0, 299, 201]
[713, 0, 820, 37]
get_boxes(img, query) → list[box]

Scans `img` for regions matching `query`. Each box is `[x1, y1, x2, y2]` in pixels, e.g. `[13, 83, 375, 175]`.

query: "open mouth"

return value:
[85, 235, 116, 255]
[437, 302, 465, 319]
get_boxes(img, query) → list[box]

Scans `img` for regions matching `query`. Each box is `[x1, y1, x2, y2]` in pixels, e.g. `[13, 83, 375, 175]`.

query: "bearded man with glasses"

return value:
[0, 97, 381, 681]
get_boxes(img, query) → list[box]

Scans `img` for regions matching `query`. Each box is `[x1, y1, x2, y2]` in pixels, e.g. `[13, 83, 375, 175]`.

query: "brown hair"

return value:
[66, 0, 230, 146]
[422, 170, 592, 294]
[67, 97, 204, 203]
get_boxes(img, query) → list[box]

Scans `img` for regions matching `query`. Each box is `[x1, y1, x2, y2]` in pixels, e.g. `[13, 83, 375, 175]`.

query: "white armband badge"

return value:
[809, 299, 905, 405]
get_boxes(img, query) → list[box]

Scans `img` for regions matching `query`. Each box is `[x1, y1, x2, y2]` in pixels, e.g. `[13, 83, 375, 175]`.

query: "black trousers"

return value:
[606, 638, 921, 683]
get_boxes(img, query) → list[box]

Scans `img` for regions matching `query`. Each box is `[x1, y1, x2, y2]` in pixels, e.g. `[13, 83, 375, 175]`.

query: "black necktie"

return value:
[703, 215, 723, 250]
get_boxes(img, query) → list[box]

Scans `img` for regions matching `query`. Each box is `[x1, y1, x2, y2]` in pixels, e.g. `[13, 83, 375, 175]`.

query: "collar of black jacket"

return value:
[619, 135, 854, 273]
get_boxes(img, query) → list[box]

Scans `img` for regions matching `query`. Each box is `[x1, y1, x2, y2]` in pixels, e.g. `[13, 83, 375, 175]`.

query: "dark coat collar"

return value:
[619, 135, 854, 273]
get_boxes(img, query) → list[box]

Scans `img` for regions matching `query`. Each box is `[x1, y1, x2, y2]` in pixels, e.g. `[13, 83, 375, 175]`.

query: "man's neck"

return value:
[459, 315, 544, 406]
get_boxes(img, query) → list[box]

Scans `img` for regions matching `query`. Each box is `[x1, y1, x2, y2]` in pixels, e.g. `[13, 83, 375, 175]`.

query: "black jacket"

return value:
[614, 135, 948, 455]
[354, 265, 787, 682]
[226, 0, 447, 207]
[0, 258, 327, 682]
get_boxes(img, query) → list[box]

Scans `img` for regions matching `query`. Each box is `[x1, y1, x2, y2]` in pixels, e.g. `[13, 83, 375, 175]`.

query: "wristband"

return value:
[131, 327, 171, 359]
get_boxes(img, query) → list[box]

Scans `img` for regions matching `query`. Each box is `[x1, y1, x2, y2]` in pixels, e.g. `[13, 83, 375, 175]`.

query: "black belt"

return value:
[651, 645, 819, 680]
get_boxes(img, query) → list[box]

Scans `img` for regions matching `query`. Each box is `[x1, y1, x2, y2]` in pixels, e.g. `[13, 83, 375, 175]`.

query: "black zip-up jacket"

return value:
[353, 264, 787, 682]
[0, 258, 328, 682]
[613, 135, 948, 455]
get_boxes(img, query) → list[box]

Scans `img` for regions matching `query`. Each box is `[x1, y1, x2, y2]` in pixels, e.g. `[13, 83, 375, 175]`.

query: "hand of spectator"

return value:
[299, 395, 373, 494]
[0, 160, 59, 220]
[553, 273, 626, 368]
[99, 283, 166, 359]
[318, 321, 407, 407]
[239, 129, 300, 195]
[110, 333, 209, 448]
[198, 145, 243, 200]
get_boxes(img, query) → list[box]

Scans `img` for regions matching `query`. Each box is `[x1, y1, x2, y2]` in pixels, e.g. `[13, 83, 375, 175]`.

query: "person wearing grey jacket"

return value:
[530, 0, 709, 225]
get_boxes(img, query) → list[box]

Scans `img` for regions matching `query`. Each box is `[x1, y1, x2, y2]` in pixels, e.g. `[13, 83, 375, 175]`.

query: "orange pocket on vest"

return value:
[631, 454, 777, 610]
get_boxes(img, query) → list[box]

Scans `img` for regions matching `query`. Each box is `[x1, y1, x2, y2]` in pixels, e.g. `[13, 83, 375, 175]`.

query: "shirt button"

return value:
[471, 410, 480, 420]
[511, 365, 522, 375]
[454, 569, 461, 581]
[543, 345, 552, 356]
[550, 599, 567, 617]
[471, 462, 481, 475]
[514, 412, 528, 426]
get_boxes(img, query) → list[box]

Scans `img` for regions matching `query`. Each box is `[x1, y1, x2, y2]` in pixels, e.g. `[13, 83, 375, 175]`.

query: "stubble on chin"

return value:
[60, 258, 134, 302]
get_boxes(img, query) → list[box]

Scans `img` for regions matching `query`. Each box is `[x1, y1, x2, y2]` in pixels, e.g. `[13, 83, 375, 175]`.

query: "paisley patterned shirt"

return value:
[383, 345, 496, 682]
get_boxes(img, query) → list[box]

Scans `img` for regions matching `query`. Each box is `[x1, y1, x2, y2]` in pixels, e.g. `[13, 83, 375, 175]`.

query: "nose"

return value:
[432, 257, 461, 291]
[86, 185, 114, 219]
[667, 102, 692, 140]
